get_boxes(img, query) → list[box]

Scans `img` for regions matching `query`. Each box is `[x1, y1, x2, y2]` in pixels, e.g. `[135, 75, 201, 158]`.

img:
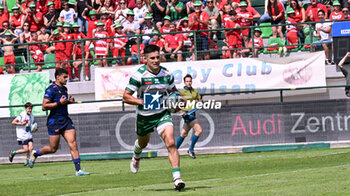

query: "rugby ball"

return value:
[31, 122, 38, 133]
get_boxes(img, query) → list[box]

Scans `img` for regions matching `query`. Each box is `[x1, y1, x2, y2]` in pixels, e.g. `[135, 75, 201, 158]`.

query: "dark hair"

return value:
[2, 20, 9, 26]
[228, 10, 237, 16]
[144, 44, 160, 55]
[31, 31, 37, 35]
[55, 68, 68, 79]
[318, 9, 325, 15]
[25, 102, 33, 108]
[183, 74, 192, 81]
[267, 0, 279, 17]
[290, 0, 301, 11]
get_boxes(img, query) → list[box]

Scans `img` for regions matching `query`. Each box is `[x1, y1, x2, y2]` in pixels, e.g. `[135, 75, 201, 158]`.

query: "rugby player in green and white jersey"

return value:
[122, 44, 185, 191]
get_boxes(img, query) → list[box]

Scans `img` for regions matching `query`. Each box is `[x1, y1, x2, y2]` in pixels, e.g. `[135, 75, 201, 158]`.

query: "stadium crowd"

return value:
[0, 0, 349, 80]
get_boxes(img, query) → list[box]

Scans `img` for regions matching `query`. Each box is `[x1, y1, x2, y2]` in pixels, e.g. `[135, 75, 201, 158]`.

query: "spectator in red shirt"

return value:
[127, 0, 137, 9]
[241, 28, 263, 57]
[100, 9, 113, 36]
[160, 15, 171, 39]
[94, 21, 110, 67]
[63, 22, 74, 79]
[189, 0, 210, 60]
[27, 3, 44, 32]
[10, 5, 26, 36]
[306, 0, 328, 22]
[36, 0, 49, 15]
[289, 0, 306, 23]
[72, 41, 92, 81]
[82, 9, 98, 39]
[111, 23, 128, 65]
[224, 10, 241, 58]
[330, 1, 344, 21]
[285, 7, 299, 50]
[236, 1, 253, 49]
[29, 31, 44, 72]
[235, 0, 260, 20]
[127, 37, 145, 65]
[149, 30, 166, 61]
[0, 0, 9, 30]
[164, 22, 183, 61]
[221, 3, 232, 27]
[50, 29, 68, 69]
[267, 0, 285, 39]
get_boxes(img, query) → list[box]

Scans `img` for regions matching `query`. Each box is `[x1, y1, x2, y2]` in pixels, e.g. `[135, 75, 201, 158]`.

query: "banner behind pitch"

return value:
[1, 99, 350, 157]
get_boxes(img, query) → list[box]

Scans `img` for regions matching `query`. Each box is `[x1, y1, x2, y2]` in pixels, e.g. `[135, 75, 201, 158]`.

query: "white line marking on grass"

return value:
[240, 164, 350, 179]
[59, 178, 223, 196]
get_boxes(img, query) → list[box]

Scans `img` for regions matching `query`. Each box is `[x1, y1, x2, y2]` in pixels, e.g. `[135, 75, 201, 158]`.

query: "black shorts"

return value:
[47, 116, 75, 135]
[18, 139, 33, 145]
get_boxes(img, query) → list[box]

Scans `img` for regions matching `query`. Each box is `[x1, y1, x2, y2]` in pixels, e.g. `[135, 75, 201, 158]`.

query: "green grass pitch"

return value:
[2, 148, 350, 196]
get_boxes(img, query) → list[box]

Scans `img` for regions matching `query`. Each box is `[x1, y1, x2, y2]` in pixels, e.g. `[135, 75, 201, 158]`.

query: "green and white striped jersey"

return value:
[125, 65, 175, 116]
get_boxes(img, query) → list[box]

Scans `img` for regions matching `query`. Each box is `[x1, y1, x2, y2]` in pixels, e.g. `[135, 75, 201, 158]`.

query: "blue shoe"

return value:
[76, 170, 90, 176]
[28, 150, 37, 168]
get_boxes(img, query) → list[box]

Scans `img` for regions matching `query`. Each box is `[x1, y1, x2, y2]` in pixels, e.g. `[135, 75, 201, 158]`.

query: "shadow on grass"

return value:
[147, 185, 211, 192]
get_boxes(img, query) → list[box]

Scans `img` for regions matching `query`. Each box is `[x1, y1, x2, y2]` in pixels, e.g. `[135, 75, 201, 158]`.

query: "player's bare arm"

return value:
[122, 90, 143, 106]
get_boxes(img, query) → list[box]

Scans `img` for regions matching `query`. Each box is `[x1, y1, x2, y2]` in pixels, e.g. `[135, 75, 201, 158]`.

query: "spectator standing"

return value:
[72, 41, 92, 80]
[44, 1, 60, 33]
[329, 1, 344, 20]
[50, 29, 68, 68]
[100, 10, 113, 35]
[62, 23, 74, 80]
[10, 5, 26, 36]
[133, 0, 148, 24]
[164, 22, 184, 61]
[29, 32, 44, 72]
[221, 3, 232, 27]
[188, 0, 210, 60]
[19, 22, 31, 49]
[38, 25, 50, 52]
[82, 9, 98, 39]
[76, 0, 92, 32]
[161, 15, 171, 35]
[94, 21, 110, 67]
[267, 0, 285, 39]
[203, 0, 220, 41]
[306, 0, 328, 22]
[224, 10, 241, 58]
[146, 0, 167, 30]
[0, 0, 9, 30]
[236, 1, 253, 48]
[111, 23, 128, 65]
[149, 30, 165, 61]
[115, 0, 130, 25]
[60, 0, 78, 24]
[312, 10, 333, 64]
[0, 30, 19, 73]
[27, 3, 44, 32]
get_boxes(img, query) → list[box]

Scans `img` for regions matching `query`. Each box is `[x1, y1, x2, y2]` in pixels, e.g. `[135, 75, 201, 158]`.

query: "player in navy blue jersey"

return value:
[28, 68, 89, 176]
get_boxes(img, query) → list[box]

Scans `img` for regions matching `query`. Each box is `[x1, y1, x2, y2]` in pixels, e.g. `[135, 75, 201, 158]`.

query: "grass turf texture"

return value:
[2, 148, 350, 195]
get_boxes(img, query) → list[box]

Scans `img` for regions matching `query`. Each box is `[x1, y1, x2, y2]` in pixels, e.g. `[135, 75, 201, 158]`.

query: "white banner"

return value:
[95, 52, 326, 100]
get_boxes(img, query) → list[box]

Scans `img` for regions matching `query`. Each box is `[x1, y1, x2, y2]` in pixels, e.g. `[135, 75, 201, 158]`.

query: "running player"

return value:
[122, 44, 185, 191]
[9, 102, 37, 166]
[28, 68, 89, 176]
[176, 74, 202, 159]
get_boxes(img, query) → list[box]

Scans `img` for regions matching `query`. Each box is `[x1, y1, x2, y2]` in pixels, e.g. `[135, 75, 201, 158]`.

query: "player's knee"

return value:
[165, 139, 176, 149]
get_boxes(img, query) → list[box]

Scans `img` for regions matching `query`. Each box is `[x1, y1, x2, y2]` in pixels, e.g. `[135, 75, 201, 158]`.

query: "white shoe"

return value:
[174, 178, 185, 191]
[130, 156, 140, 174]
[85, 76, 90, 81]
[76, 170, 90, 176]
[28, 150, 37, 168]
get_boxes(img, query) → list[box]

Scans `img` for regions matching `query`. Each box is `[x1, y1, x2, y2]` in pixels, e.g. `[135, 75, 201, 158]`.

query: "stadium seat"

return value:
[0, 57, 6, 72]
[254, 6, 265, 15]
[250, 0, 265, 7]
[45, 53, 56, 69]
[15, 56, 26, 71]
[216, 40, 226, 58]
[263, 37, 283, 54]
[259, 22, 273, 38]
[302, 35, 319, 51]
[22, 57, 38, 71]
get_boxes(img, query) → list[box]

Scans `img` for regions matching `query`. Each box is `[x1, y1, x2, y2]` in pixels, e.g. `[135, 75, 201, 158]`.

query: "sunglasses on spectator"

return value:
[343, 10, 349, 13]
[149, 56, 160, 60]
[120, 2, 125, 3]
[207, 1, 213, 3]
[24, 24, 29, 26]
